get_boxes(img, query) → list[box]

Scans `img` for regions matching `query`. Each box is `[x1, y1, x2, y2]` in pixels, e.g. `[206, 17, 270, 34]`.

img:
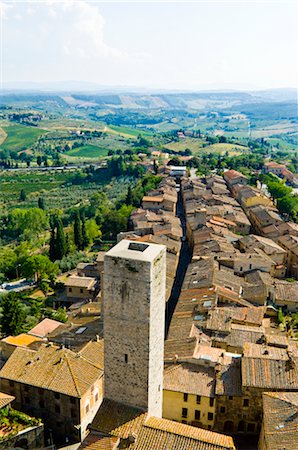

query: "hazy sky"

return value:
[0, 0, 297, 90]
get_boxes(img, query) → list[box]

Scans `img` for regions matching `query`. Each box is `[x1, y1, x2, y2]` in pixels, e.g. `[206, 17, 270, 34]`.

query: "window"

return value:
[228, 396, 233, 400]
[71, 409, 76, 419]
[195, 410, 200, 420]
[80, 289, 83, 294]
[68, 287, 72, 293]
[124, 354, 128, 363]
[85, 403, 90, 414]
[183, 393, 188, 402]
[54, 393, 60, 400]
[208, 412, 214, 421]
[243, 399, 249, 407]
[182, 420, 187, 424]
[24, 386, 29, 392]
[70, 398, 76, 404]
[182, 408, 188, 418]
[25, 397, 30, 404]
[55, 405, 61, 414]
[56, 421, 62, 428]
[196, 395, 201, 404]
[220, 406, 226, 414]
[95, 392, 99, 402]
[209, 398, 214, 407]
[9, 381, 14, 387]
[39, 399, 45, 408]
[247, 423, 255, 433]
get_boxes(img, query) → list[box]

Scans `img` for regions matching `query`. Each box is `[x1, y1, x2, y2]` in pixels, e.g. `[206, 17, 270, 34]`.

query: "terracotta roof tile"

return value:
[0, 392, 15, 409]
[28, 318, 62, 338]
[164, 363, 216, 397]
[0, 342, 103, 398]
[261, 392, 298, 450]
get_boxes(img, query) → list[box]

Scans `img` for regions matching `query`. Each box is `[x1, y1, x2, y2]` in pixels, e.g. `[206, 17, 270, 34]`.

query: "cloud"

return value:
[42, 0, 126, 60]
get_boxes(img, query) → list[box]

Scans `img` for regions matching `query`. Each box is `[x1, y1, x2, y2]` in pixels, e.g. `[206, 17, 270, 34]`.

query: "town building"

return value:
[64, 275, 99, 302]
[258, 392, 298, 450]
[163, 363, 216, 429]
[0, 340, 104, 445]
[278, 234, 298, 279]
[223, 170, 248, 187]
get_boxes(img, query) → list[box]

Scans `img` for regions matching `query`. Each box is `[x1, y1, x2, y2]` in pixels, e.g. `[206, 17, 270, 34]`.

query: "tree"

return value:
[277, 195, 298, 221]
[49, 225, 57, 262]
[0, 292, 25, 336]
[219, 135, 227, 143]
[19, 189, 26, 201]
[125, 186, 133, 205]
[81, 214, 89, 250]
[74, 212, 83, 250]
[55, 218, 67, 260]
[267, 180, 292, 200]
[36, 155, 42, 166]
[85, 219, 102, 242]
[38, 197, 45, 210]
[23, 254, 59, 282]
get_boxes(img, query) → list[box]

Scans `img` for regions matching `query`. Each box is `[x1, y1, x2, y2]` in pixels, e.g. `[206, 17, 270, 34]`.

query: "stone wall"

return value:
[103, 241, 166, 417]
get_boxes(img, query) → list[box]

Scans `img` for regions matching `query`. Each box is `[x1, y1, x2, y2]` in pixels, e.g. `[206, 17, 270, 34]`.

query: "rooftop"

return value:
[105, 239, 166, 263]
[0, 341, 104, 398]
[0, 392, 15, 409]
[28, 318, 62, 338]
[261, 392, 298, 450]
[64, 275, 97, 289]
[89, 399, 235, 450]
[164, 363, 216, 397]
[224, 170, 247, 181]
[1, 333, 43, 348]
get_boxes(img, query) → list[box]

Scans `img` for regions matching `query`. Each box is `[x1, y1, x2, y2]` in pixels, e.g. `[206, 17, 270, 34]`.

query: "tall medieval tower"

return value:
[103, 239, 166, 417]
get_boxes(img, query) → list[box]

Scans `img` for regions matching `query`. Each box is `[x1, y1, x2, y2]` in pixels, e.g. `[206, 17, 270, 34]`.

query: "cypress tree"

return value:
[125, 185, 133, 205]
[55, 218, 67, 260]
[81, 214, 89, 249]
[19, 189, 26, 201]
[38, 197, 45, 210]
[49, 225, 57, 262]
[74, 211, 83, 250]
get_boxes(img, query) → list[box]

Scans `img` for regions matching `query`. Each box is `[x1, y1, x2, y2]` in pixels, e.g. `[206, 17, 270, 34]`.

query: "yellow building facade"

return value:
[162, 363, 216, 430]
[163, 390, 215, 429]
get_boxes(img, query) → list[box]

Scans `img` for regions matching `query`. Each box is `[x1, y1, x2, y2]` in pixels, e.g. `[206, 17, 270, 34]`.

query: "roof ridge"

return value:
[65, 353, 81, 397]
[144, 417, 234, 448]
[265, 392, 298, 407]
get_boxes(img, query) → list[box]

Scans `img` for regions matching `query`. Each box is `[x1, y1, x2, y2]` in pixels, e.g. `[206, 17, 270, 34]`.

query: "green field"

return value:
[164, 138, 249, 156]
[108, 125, 153, 138]
[0, 124, 47, 152]
[164, 137, 205, 153]
[65, 144, 109, 158]
[199, 143, 249, 155]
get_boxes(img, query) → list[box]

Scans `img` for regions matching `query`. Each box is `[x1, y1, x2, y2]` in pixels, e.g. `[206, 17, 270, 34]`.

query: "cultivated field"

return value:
[0, 124, 47, 152]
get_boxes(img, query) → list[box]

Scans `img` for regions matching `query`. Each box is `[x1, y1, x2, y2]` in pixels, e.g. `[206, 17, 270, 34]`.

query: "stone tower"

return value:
[103, 239, 166, 417]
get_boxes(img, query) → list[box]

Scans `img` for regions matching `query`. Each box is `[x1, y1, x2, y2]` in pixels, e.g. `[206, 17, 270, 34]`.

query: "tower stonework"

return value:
[103, 239, 166, 417]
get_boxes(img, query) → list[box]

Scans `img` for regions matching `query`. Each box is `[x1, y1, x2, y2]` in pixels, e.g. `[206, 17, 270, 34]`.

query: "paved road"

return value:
[165, 181, 191, 337]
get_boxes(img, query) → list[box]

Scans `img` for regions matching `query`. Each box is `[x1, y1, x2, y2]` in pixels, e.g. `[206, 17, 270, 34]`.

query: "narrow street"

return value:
[165, 181, 192, 337]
